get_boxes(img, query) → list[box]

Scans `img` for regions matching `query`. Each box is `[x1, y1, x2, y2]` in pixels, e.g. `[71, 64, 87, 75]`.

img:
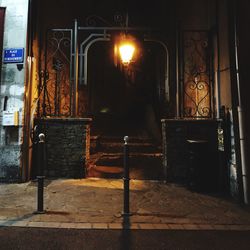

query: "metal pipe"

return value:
[228, 0, 248, 204]
[238, 107, 248, 204]
[233, 1, 248, 203]
[78, 26, 151, 31]
[215, 0, 221, 119]
[176, 23, 180, 118]
[37, 176, 44, 212]
[83, 36, 110, 85]
[144, 39, 170, 102]
[69, 29, 73, 116]
[123, 136, 130, 216]
[73, 19, 78, 116]
[42, 30, 49, 117]
[22, 56, 33, 181]
[79, 34, 110, 85]
[161, 119, 167, 182]
[35, 133, 46, 214]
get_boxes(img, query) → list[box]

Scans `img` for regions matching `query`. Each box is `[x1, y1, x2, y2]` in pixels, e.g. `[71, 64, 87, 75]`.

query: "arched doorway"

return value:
[85, 39, 169, 180]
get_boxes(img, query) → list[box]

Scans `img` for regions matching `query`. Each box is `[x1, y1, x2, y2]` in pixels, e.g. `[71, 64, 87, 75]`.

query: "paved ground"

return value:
[1, 178, 250, 230]
[1, 227, 250, 250]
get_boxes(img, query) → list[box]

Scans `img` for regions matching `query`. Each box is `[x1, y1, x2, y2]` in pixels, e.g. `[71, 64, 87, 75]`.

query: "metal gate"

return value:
[37, 15, 170, 118]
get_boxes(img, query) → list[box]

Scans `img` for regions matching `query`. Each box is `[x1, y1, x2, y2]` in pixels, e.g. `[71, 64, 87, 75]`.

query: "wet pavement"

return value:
[1, 178, 250, 230]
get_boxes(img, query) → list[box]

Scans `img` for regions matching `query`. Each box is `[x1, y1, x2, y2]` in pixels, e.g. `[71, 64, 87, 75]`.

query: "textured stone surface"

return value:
[1, 179, 250, 226]
[34, 118, 91, 178]
[161, 119, 219, 186]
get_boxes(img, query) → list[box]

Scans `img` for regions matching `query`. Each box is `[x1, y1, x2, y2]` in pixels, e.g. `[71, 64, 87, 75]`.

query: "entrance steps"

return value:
[87, 135, 163, 180]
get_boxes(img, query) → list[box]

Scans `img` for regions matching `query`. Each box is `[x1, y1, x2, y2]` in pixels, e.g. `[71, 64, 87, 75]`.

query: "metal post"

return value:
[35, 133, 46, 214]
[123, 136, 131, 216]
[176, 22, 180, 118]
[73, 19, 79, 116]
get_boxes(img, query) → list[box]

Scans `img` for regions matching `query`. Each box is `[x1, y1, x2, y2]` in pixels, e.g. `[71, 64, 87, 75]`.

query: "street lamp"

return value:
[119, 42, 135, 65]
[115, 34, 137, 66]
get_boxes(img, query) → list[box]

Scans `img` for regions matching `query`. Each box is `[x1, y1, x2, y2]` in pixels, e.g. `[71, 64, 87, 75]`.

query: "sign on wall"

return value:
[3, 48, 24, 63]
[2, 111, 19, 126]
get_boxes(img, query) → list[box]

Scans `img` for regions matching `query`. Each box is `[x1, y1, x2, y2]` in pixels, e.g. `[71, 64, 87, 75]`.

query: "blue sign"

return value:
[3, 48, 24, 63]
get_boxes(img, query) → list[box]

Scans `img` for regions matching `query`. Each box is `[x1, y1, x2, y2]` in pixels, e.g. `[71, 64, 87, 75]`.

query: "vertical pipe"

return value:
[37, 176, 44, 212]
[238, 107, 248, 204]
[161, 119, 167, 182]
[176, 22, 180, 118]
[35, 133, 46, 214]
[123, 136, 130, 216]
[215, 0, 221, 119]
[22, 56, 33, 181]
[43, 30, 48, 117]
[228, 0, 245, 203]
[233, 4, 248, 203]
[143, 39, 169, 102]
[73, 19, 79, 116]
[69, 30, 73, 116]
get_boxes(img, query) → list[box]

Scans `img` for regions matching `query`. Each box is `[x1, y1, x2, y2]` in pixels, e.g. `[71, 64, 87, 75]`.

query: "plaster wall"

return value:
[0, 0, 29, 181]
[217, 0, 232, 108]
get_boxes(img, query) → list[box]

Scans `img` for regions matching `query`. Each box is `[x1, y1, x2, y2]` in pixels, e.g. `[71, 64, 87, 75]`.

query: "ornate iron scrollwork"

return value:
[85, 15, 112, 27]
[85, 13, 126, 27]
[39, 30, 73, 117]
[183, 31, 212, 118]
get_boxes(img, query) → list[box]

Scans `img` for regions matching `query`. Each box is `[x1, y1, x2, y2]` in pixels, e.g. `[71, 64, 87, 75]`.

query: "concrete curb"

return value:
[1, 220, 250, 231]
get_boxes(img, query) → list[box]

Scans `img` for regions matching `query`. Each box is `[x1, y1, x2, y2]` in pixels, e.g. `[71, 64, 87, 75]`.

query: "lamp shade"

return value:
[119, 43, 135, 64]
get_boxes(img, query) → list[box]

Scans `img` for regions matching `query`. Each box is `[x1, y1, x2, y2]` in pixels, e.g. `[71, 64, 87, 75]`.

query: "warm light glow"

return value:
[119, 43, 135, 64]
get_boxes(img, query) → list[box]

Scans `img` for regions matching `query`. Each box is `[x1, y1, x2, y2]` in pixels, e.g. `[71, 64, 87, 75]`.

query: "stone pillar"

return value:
[34, 118, 92, 178]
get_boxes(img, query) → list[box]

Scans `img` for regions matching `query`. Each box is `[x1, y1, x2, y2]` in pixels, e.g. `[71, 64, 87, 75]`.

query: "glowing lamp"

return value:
[119, 43, 135, 65]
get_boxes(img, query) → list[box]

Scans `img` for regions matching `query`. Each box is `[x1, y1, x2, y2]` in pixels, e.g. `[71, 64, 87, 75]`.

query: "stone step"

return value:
[87, 165, 123, 179]
[99, 142, 161, 154]
[87, 164, 164, 180]
[99, 135, 154, 144]
[88, 135, 163, 180]
[95, 153, 163, 168]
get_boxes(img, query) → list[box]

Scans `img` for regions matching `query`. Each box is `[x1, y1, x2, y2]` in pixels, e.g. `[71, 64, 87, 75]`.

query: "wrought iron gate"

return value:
[181, 30, 213, 118]
[38, 29, 74, 117]
[37, 16, 170, 118]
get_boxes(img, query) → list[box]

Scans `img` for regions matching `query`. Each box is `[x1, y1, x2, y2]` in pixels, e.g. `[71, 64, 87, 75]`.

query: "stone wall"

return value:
[161, 119, 220, 190]
[0, 0, 29, 181]
[34, 118, 91, 178]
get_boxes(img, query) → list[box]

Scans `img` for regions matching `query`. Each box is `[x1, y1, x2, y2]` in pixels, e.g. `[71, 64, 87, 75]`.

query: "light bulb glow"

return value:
[119, 43, 135, 64]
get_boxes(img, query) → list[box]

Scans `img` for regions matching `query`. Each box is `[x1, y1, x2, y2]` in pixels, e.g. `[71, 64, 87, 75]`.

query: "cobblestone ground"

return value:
[0, 178, 250, 229]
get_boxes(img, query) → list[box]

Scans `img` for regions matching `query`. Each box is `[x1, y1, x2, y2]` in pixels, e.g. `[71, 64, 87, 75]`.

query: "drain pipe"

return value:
[233, 4, 249, 204]
[237, 107, 248, 204]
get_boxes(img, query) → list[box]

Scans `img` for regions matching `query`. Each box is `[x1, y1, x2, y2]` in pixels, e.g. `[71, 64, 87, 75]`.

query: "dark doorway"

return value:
[88, 42, 163, 138]
[87, 41, 165, 180]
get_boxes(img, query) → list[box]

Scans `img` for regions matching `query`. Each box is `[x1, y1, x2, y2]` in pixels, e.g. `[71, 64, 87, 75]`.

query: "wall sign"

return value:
[3, 48, 24, 63]
[2, 111, 19, 126]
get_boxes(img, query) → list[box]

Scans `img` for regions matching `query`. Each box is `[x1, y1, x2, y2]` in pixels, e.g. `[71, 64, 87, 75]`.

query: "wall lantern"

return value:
[114, 34, 137, 66]
[119, 41, 135, 64]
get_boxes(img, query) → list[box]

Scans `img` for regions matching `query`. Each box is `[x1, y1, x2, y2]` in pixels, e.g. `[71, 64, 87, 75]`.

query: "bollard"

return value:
[35, 133, 46, 214]
[122, 136, 131, 216]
